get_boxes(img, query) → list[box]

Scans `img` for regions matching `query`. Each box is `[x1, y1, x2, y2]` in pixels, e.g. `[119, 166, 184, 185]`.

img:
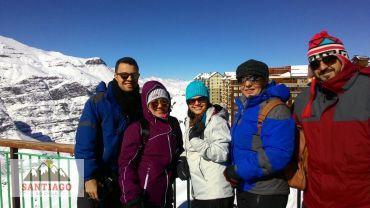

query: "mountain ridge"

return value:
[0, 35, 189, 144]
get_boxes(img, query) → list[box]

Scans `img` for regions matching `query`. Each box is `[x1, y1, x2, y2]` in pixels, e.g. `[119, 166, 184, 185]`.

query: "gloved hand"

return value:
[122, 196, 144, 208]
[189, 122, 205, 140]
[176, 156, 190, 181]
[223, 165, 243, 188]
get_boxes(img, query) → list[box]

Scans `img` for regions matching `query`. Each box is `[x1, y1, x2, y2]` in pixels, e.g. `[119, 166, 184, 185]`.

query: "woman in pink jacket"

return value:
[118, 80, 183, 208]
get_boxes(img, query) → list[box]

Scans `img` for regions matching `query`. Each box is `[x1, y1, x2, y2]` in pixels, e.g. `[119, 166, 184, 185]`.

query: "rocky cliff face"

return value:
[0, 36, 113, 144]
[0, 76, 96, 143]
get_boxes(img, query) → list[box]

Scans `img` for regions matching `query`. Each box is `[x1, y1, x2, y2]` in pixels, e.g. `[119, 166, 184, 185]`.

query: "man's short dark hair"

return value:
[115, 57, 139, 73]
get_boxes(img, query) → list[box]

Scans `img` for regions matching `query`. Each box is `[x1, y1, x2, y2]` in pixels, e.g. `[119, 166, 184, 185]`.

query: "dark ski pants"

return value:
[236, 191, 288, 208]
[142, 203, 173, 208]
[191, 196, 235, 208]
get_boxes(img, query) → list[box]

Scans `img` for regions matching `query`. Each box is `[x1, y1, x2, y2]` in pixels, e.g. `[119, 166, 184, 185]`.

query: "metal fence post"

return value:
[10, 147, 20, 208]
[173, 180, 176, 208]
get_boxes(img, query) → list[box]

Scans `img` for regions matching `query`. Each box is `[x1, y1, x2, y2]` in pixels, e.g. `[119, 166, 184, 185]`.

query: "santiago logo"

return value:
[22, 159, 72, 192]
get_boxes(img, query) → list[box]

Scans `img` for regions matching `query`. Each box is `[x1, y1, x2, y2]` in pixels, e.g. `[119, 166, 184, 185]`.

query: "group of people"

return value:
[74, 31, 370, 208]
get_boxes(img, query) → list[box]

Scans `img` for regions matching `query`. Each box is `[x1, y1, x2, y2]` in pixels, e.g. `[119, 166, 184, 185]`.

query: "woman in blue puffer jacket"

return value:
[224, 59, 295, 208]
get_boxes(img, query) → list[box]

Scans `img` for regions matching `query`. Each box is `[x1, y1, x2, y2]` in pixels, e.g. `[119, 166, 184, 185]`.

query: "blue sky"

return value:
[1, 0, 369, 79]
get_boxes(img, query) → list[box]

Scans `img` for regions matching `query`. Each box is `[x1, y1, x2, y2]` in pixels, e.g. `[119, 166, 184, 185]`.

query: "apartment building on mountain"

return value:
[194, 72, 223, 104]
[194, 65, 309, 123]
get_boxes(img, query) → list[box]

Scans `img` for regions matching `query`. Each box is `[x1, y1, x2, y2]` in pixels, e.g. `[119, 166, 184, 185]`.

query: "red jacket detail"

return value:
[294, 57, 370, 208]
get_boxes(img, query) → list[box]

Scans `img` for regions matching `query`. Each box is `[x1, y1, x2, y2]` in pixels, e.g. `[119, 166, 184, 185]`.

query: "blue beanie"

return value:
[185, 81, 209, 101]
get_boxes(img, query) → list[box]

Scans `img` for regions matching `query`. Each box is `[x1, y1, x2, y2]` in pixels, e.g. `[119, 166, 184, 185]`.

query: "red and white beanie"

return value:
[307, 31, 349, 62]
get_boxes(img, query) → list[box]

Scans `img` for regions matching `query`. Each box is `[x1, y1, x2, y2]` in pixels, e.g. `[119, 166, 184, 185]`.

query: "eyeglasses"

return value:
[237, 75, 263, 84]
[150, 98, 170, 109]
[309, 55, 338, 70]
[187, 96, 207, 105]
[116, 72, 140, 80]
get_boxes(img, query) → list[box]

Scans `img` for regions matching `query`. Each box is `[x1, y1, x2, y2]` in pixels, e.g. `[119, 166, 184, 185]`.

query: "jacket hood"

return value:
[213, 104, 229, 122]
[96, 81, 107, 93]
[141, 81, 171, 121]
[264, 81, 290, 102]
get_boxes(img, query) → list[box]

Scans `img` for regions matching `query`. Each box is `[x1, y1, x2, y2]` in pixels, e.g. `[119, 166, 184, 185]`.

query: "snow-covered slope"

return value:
[0, 35, 189, 143]
[0, 36, 113, 85]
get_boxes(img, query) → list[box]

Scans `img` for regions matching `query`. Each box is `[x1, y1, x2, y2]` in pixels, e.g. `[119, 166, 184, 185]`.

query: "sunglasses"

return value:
[309, 55, 338, 70]
[187, 96, 207, 105]
[150, 98, 170, 109]
[116, 72, 140, 80]
[237, 75, 263, 84]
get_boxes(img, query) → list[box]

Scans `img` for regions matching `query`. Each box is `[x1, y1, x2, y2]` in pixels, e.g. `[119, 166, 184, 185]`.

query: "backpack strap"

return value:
[168, 116, 178, 130]
[168, 116, 182, 145]
[139, 118, 150, 144]
[213, 104, 223, 114]
[257, 99, 285, 135]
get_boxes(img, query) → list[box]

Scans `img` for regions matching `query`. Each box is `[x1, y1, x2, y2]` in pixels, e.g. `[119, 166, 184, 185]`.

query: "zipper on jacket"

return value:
[163, 169, 169, 208]
[198, 158, 207, 181]
[143, 166, 150, 195]
[167, 134, 172, 162]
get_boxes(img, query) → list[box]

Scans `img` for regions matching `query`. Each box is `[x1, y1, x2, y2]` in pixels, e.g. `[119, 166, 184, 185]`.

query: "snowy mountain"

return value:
[0, 35, 190, 143]
[24, 162, 69, 182]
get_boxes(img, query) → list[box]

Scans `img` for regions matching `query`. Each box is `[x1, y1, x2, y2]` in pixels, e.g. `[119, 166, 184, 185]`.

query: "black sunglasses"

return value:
[116, 72, 140, 80]
[187, 96, 207, 105]
[237, 75, 262, 84]
[309, 55, 338, 70]
[150, 98, 170, 109]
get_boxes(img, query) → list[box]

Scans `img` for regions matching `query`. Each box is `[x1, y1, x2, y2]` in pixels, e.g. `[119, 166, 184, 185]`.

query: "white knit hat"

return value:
[147, 88, 169, 105]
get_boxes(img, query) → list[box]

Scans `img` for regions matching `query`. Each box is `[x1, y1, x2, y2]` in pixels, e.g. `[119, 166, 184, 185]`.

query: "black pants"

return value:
[77, 183, 121, 208]
[236, 191, 287, 208]
[143, 203, 173, 208]
[121, 200, 173, 208]
[191, 196, 235, 208]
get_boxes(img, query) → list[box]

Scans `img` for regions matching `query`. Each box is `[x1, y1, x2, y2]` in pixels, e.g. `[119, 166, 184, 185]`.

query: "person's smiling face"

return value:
[148, 98, 170, 118]
[310, 55, 343, 82]
[114, 63, 139, 92]
[187, 96, 208, 116]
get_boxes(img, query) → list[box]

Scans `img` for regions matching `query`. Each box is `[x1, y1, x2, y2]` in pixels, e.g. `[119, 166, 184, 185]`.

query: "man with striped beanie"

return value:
[307, 31, 348, 62]
[293, 31, 370, 208]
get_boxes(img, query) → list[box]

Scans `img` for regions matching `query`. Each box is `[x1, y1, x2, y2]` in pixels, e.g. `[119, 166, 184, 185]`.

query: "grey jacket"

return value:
[182, 106, 234, 200]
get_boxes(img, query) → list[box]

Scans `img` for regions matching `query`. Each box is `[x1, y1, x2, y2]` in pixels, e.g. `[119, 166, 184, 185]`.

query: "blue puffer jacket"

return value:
[231, 81, 295, 195]
[75, 81, 129, 181]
